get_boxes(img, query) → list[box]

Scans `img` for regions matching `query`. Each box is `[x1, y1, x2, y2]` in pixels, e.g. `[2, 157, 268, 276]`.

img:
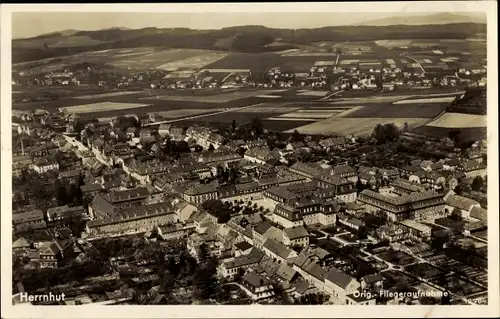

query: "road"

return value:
[400, 53, 425, 75]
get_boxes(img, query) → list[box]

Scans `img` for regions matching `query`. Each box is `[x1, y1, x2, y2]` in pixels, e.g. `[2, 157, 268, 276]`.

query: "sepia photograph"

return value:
[1, 2, 498, 319]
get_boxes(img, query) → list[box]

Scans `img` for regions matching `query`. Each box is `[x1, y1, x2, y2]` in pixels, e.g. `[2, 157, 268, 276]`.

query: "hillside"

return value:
[448, 86, 487, 115]
[357, 13, 486, 26]
[12, 23, 486, 63]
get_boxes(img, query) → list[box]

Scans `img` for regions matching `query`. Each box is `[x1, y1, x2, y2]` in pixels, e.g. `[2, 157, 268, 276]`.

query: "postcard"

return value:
[1, 2, 498, 318]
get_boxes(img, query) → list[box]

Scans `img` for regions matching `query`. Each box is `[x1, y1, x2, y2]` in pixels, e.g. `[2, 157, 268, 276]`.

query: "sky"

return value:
[12, 11, 485, 39]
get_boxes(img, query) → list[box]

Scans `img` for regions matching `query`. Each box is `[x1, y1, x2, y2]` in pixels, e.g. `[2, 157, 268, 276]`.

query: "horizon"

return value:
[12, 11, 486, 39]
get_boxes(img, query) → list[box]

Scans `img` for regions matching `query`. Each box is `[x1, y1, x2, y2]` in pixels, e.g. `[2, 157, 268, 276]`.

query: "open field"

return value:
[413, 125, 487, 141]
[344, 103, 449, 118]
[271, 109, 350, 119]
[393, 96, 457, 104]
[297, 90, 329, 97]
[141, 90, 284, 103]
[59, 102, 151, 114]
[156, 52, 229, 71]
[156, 109, 223, 119]
[426, 113, 487, 128]
[75, 91, 142, 99]
[286, 117, 428, 136]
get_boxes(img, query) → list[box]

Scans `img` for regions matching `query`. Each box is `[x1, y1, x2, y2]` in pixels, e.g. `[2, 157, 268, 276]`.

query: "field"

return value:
[59, 102, 151, 114]
[156, 109, 223, 119]
[343, 103, 449, 118]
[426, 113, 487, 128]
[287, 117, 428, 136]
[141, 89, 284, 103]
[393, 97, 457, 104]
[75, 91, 142, 99]
[268, 108, 351, 120]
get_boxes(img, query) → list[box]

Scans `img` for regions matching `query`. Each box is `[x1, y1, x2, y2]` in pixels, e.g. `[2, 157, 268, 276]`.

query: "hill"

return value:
[12, 23, 487, 63]
[357, 13, 486, 26]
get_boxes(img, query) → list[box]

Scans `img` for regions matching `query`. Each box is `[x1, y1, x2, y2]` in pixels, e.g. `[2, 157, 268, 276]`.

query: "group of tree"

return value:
[53, 177, 84, 207]
[371, 123, 401, 144]
[295, 292, 329, 305]
[215, 164, 239, 184]
[201, 199, 232, 223]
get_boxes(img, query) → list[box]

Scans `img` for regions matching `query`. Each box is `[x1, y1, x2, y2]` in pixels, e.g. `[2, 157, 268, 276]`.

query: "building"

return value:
[398, 219, 432, 241]
[182, 182, 219, 205]
[332, 164, 358, 183]
[376, 223, 410, 242]
[46, 205, 86, 227]
[252, 221, 283, 249]
[357, 189, 445, 221]
[32, 159, 59, 173]
[240, 271, 275, 301]
[218, 249, 265, 280]
[273, 199, 339, 228]
[262, 238, 297, 264]
[324, 267, 360, 304]
[12, 210, 47, 234]
[86, 202, 179, 237]
[283, 226, 310, 248]
[444, 193, 481, 218]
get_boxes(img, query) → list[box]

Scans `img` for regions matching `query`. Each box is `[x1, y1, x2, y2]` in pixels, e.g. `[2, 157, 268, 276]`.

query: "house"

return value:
[459, 160, 487, 179]
[262, 238, 297, 264]
[444, 193, 480, 218]
[46, 205, 87, 227]
[182, 182, 219, 205]
[360, 273, 383, 290]
[337, 213, 365, 231]
[58, 169, 82, 184]
[324, 267, 360, 304]
[13, 237, 33, 257]
[345, 293, 377, 305]
[398, 219, 432, 241]
[283, 226, 309, 248]
[218, 249, 265, 280]
[376, 223, 409, 242]
[240, 271, 275, 301]
[32, 159, 59, 173]
[286, 141, 308, 152]
[252, 221, 283, 249]
[189, 210, 218, 234]
[332, 164, 358, 183]
[12, 210, 47, 234]
[37, 239, 74, 269]
[234, 241, 254, 257]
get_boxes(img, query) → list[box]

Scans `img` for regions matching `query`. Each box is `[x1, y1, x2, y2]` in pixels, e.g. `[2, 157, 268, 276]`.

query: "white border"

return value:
[1, 2, 498, 318]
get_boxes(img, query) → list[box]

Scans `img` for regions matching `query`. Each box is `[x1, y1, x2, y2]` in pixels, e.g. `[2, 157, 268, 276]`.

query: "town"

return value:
[10, 11, 489, 308]
[12, 100, 487, 306]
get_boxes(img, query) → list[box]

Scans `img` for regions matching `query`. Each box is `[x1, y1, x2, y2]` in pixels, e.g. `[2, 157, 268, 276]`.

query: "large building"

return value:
[86, 201, 179, 237]
[357, 189, 445, 221]
[272, 198, 340, 228]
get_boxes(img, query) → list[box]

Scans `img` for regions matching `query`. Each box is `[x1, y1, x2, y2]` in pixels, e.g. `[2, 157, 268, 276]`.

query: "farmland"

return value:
[59, 102, 151, 114]
[343, 103, 449, 119]
[425, 113, 487, 128]
[287, 117, 428, 136]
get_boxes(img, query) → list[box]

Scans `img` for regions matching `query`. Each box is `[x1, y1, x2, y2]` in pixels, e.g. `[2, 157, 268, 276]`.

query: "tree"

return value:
[291, 129, 302, 142]
[471, 176, 484, 192]
[208, 144, 215, 151]
[231, 119, 237, 132]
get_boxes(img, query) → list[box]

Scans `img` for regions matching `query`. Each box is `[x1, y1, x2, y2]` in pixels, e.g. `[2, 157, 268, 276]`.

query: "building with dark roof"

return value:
[324, 267, 360, 304]
[357, 189, 445, 221]
[12, 210, 47, 234]
[240, 271, 275, 301]
[86, 201, 179, 237]
[283, 226, 309, 248]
